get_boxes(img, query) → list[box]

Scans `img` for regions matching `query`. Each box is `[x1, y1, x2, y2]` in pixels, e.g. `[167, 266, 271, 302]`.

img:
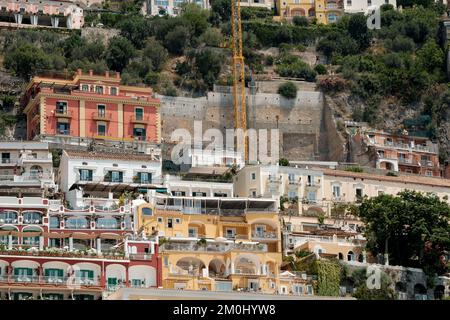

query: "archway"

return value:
[208, 259, 226, 278]
[129, 265, 157, 287]
[291, 8, 305, 17]
[414, 283, 427, 300]
[358, 253, 364, 262]
[22, 211, 43, 224]
[30, 165, 43, 178]
[234, 254, 260, 275]
[0, 226, 19, 245]
[22, 226, 43, 247]
[175, 257, 206, 276]
[347, 251, 355, 261]
[434, 285, 445, 300]
[338, 253, 344, 260]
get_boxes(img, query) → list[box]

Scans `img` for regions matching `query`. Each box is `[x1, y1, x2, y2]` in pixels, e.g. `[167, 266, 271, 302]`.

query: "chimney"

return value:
[115, 72, 120, 80]
[88, 69, 93, 76]
[105, 71, 109, 78]
[77, 69, 82, 76]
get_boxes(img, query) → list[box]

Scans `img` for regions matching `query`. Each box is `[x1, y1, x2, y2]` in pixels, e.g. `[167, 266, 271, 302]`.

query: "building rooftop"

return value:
[64, 150, 158, 162]
[321, 168, 450, 188]
[0, 141, 49, 150]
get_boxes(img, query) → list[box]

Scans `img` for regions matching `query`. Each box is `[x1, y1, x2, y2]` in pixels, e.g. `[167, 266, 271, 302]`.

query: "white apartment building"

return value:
[164, 174, 233, 197]
[58, 150, 162, 209]
[239, 0, 274, 10]
[147, 0, 209, 16]
[234, 164, 450, 214]
[343, 0, 396, 13]
[0, 141, 56, 195]
[235, 164, 450, 256]
[0, 0, 84, 29]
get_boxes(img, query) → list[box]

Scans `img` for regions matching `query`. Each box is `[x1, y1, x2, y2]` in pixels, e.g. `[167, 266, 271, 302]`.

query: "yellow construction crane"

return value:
[230, 0, 248, 163]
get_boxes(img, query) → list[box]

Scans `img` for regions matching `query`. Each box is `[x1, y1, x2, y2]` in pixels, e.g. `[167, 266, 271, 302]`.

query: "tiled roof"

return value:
[64, 150, 157, 162]
[321, 168, 450, 188]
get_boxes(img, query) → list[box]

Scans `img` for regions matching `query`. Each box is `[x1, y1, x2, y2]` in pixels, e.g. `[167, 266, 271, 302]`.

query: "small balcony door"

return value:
[135, 108, 143, 121]
[133, 127, 146, 141]
[97, 105, 106, 117]
[57, 122, 70, 135]
[255, 225, 265, 238]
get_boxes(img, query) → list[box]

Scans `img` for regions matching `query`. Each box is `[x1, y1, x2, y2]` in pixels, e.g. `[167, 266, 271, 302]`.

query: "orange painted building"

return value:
[22, 69, 161, 145]
[365, 130, 441, 177]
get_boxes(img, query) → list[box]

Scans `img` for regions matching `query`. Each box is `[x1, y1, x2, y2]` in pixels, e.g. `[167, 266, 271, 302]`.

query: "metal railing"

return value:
[128, 254, 152, 260]
[161, 242, 267, 253]
[0, 275, 99, 286]
[252, 231, 278, 239]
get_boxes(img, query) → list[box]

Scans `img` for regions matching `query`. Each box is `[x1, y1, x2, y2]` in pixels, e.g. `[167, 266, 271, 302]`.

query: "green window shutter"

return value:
[118, 171, 123, 182]
[58, 269, 64, 277]
[88, 270, 94, 279]
[44, 269, 50, 277]
[107, 277, 117, 285]
[27, 268, 33, 276]
[14, 268, 20, 276]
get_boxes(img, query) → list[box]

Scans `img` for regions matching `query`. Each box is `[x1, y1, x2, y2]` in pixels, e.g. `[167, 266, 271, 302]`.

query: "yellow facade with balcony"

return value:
[276, 0, 316, 19]
[136, 196, 283, 293]
[275, 0, 343, 24]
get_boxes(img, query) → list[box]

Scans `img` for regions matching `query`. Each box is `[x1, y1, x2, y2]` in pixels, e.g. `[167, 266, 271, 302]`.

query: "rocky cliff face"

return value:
[324, 90, 450, 164]
[0, 70, 26, 140]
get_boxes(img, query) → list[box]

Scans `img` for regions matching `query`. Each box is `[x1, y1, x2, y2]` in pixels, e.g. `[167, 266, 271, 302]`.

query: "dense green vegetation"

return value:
[358, 190, 450, 280]
[1, 1, 450, 151]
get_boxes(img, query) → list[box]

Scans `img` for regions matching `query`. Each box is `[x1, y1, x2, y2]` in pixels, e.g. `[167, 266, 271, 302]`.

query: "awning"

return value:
[72, 232, 97, 240]
[99, 233, 123, 240]
[20, 231, 42, 237]
[43, 232, 71, 239]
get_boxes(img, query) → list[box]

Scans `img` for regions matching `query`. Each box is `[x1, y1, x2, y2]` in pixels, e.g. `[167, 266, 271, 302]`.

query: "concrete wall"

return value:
[159, 87, 326, 162]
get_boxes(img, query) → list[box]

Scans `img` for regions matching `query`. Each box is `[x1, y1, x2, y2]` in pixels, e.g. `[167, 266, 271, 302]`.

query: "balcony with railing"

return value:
[0, 248, 127, 260]
[55, 109, 73, 118]
[0, 275, 100, 287]
[293, 234, 365, 246]
[251, 231, 278, 240]
[369, 139, 439, 154]
[0, 158, 15, 166]
[0, 172, 54, 184]
[160, 241, 267, 253]
[92, 112, 112, 121]
[55, 128, 73, 136]
[18, 153, 53, 165]
[131, 115, 150, 124]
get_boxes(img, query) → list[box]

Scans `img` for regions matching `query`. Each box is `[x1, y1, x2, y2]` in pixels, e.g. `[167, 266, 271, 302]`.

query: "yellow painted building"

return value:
[137, 195, 285, 293]
[275, 0, 343, 24]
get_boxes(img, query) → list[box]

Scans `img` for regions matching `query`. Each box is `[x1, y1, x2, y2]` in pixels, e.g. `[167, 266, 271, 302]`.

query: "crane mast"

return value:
[231, 0, 248, 163]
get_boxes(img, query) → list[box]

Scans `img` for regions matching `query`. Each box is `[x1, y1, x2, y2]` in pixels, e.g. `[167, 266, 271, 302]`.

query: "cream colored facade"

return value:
[234, 164, 450, 216]
[235, 164, 450, 259]
[136, 194, 286, 293]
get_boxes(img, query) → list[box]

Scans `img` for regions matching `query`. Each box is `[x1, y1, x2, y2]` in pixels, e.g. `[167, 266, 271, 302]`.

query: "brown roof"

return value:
[321, 168, 450, 188]
[64, 150, 157, 162]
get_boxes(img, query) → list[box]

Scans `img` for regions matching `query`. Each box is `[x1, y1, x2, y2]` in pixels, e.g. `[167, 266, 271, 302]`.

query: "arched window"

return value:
[22, 227, 41, 247]
[0, 210, 18, 224]
[96, 217, 118, 229]
[50, 216, 60, 229]
[23, 211, 42, 224]
[338, 253, 344, 260]
[66, 217, 88, 229]
[30, 165, 43, 179]
[347, 251, 355, 261]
